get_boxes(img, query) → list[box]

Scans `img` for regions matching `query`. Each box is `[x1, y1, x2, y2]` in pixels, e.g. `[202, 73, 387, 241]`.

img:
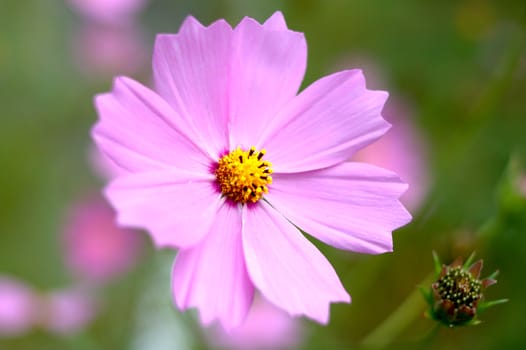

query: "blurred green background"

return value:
[1, 0, 525, 349]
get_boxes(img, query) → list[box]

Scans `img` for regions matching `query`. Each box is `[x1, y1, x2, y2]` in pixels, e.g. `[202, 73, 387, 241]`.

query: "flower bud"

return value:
[423, 252, 506, 327]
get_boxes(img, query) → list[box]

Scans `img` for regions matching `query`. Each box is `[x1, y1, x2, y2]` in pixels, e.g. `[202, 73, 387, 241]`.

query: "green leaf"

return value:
[432, 251, 442, 276]
[463, 251, 477, 269]
[478, 299, 509, 313]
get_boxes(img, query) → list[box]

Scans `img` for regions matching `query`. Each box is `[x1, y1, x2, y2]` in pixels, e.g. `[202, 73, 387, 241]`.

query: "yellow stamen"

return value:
[215, 146, 273, 204]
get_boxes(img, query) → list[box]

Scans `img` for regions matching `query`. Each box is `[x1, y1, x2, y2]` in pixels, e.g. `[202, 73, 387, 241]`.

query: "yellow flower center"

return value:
[215, 146, 273, 204]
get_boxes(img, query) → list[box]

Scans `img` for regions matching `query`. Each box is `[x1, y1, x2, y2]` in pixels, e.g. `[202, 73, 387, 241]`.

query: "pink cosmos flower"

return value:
[0, 277, 96, 336]
[0, 277, 36, 336]
[352, 100, 429, 211]
[92, 12, 411, 330]
[68, 0, 148, 24]
[63, 195, 142, 284]
[68, 0, 147, 78]
[208, 296, 303, 350]
[73, 23, 146, 78]
[40, 288, 96, 334]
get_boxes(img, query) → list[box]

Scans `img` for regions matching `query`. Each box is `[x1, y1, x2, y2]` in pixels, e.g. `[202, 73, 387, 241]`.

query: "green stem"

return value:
[419, 323, 441, 347]
[361, 274, 433, 349]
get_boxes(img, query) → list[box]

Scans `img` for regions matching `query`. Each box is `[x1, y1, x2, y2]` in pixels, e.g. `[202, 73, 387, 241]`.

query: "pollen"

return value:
[215, 146, 273, 204]
[435, 266, 482, 308]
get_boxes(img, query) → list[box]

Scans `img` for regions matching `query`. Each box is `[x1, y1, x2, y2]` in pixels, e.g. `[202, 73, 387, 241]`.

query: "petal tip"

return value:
[339, 290, 352, 304]
[170, 260, 189, 311]
[180, 15, 205, 31]
[263, 11, 287, 30]
[399, 202, 413, 225]
[93, 91, 112, 113]
[235, 15, 259, 29]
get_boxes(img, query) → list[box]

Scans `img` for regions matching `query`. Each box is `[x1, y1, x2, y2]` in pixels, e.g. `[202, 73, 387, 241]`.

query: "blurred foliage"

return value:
[1, 0, 525, 349]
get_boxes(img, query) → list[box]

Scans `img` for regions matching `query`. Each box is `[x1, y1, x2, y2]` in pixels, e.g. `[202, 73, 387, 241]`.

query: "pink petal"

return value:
[258, 70, 390, 173]
[266, 162, 411, 254]
[172, 202, 254, 330]
[227, 16, 306, 148]
[153, 17, 233, 157]
[262, 11, 288, 30]
[242, 204, 350, 324]
[92, 77, 211, 173]
[89, 145, 128, 179]
[106, 170, 220, 249]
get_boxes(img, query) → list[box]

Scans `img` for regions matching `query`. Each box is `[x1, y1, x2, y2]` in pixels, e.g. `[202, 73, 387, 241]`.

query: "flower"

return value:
[0, 277, 36, 337]
[68, 0, 148, 24]
[40, 288, 96, 334]
[207, 296, 303, 350]
[92, 12, 411, 329]
[72, 23, 147, 78]
[0, 277, 96, 336]
[423, 252, 506, 327]
[68, 0, 148, 78]
[62, 195, 143, 284]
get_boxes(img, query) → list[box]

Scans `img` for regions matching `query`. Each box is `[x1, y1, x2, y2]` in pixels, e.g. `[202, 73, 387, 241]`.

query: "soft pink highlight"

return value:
[41, 288, 96, 334]
[68, 0, 148, 24]
[63, 195, 142, 284]
[0, 277, 36, 336]
[73, 23, 146, 78]
[208, 297, 303, 350]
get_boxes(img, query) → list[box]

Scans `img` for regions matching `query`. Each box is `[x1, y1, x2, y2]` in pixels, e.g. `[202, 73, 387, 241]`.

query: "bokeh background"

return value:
[1, 0, 525, 349]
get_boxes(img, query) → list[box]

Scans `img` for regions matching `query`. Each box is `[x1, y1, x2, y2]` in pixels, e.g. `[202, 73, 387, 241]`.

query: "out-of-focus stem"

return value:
[361, 274, 433, 349]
